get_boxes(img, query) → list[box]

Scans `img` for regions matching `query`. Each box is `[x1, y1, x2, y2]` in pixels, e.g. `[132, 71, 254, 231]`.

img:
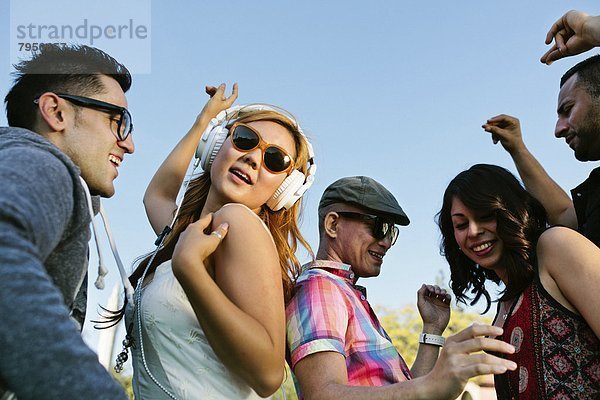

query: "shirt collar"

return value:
[304, 259, 359, 285]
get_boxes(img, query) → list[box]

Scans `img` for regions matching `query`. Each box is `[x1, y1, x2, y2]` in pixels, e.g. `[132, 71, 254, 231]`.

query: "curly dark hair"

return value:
[436, 164, 547, 313]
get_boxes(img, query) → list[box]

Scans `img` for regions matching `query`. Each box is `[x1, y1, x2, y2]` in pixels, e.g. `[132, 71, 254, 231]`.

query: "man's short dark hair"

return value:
[4, 43, 132, 131]
[560, 54, 600, 98]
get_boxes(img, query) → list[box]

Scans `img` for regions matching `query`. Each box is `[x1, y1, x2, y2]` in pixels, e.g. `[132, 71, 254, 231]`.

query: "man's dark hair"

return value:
[4, 43, 132, 130]
[560, 54, 600, 98]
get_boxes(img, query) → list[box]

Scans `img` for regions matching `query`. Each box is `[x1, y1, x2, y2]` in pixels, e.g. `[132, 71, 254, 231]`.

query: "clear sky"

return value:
[1, 0, 599, 354]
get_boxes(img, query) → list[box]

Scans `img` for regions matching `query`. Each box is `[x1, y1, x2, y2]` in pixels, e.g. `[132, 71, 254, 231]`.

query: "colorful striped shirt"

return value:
[286, 260, 411, 396]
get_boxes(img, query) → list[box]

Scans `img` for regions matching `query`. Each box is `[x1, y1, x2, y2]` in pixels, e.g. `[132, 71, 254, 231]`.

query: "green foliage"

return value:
[377, 304, 492, 367]
[111, 371, 134, 399]
[272, 363, 299, 400]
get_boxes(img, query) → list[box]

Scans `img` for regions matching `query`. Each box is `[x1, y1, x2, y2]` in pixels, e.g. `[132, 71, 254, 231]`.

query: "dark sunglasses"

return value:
[229, 122, 295, 174]
[336, 211, 399, 245]
[55, 93, 133, 141]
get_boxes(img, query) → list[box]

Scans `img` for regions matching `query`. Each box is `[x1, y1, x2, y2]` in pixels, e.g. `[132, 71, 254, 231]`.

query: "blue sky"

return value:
[2, 1, 599, 354]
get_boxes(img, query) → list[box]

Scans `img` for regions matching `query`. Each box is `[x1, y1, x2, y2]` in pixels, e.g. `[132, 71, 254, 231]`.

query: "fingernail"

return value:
[219, 222, 229, 231]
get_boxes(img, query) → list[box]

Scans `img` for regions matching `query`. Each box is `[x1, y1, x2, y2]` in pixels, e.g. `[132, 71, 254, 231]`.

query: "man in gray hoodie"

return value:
[0, 44, 134, 399]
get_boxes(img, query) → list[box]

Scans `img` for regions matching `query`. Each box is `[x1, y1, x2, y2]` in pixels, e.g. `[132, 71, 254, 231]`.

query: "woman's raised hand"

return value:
[197, 83, 239, 123]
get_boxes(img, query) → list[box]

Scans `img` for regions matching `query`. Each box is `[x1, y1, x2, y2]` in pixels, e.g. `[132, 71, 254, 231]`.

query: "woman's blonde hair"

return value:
[130, 109, 313, 303]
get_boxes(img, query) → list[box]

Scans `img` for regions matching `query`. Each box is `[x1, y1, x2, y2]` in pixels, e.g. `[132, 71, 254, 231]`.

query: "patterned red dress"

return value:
[493, 273, 600, 399]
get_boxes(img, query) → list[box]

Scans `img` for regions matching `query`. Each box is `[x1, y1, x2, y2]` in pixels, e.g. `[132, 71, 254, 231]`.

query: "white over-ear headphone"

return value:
[195, 104, 316, 211]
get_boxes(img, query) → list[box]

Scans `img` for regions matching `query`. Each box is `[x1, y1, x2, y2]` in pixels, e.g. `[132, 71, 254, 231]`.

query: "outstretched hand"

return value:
[541, 10, 600, 65]
[482, 114, 525, 154]
[417, 284, 451, 334]
[172, 213, 229, 278]
[423, 324, 517, 399]
[197, 83, 239, 123]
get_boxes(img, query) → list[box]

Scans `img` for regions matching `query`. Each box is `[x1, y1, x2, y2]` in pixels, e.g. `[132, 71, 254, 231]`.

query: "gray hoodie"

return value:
[0, 127, 127, 399]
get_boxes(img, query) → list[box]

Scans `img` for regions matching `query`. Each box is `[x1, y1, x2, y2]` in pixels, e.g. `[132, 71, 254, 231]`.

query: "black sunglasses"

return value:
[229, 122, 295, 174]
[55, 93, 133, 141]
[336, 211, 399, 245]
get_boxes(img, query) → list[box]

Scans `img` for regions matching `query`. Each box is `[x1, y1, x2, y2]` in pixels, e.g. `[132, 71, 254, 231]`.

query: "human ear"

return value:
[36, 92, 70, 132]
[324, 212, 339, 239]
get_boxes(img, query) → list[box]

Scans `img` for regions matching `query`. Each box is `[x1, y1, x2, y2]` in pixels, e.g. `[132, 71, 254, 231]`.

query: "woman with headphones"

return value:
[127, 83, 315, 399]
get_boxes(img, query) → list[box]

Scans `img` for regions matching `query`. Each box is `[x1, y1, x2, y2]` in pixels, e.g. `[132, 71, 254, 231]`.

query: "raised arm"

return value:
[410, 284, 451, 377]
[541, 10, 600, 65]
[482, 114, 577, 228]
[293, 325, 516, 400]
[144, 83, 238, 234]
[537, 227, 600, 338]
[171, 204, 285, 397]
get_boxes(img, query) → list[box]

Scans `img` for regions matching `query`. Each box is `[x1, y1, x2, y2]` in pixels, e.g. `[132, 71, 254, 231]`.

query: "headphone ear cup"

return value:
[267, 170, 306, 211]
[200, 126, 228, 171]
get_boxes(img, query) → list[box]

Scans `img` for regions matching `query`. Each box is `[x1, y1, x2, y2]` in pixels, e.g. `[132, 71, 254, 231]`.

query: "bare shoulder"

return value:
[537, 226, 600, 282]
[211, 204, 282, 299]
[212, 203, 277, 259]
[537, 226, 594, 260]
[213, 204, 273, 240]
[214, 203, 265, 227]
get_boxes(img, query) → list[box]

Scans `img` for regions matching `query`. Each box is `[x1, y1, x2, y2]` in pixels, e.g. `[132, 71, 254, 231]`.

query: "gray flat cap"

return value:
[319, 176, 410, 225]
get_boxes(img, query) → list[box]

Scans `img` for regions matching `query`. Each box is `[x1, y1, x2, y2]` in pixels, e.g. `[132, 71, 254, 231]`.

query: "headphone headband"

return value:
[195, 103, 316, 211]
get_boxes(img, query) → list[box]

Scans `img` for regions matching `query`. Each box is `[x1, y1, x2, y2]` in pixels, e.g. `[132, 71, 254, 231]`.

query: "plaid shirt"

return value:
[286, 260, 411, 395]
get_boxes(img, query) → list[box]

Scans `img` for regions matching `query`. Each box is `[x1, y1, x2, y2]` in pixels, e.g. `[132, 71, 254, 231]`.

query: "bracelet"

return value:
[419, 332, 445, 347]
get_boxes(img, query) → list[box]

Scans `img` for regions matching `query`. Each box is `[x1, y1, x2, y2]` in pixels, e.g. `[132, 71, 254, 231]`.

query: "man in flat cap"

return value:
[286, 176, 518, 400]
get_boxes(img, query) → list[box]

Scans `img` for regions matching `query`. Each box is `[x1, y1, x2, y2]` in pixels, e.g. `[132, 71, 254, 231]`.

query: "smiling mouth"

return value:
[109, 154, 122, 167]
[230, 168, 252, 184]
[368, 250, 384, 260]
[472, 241, 493, 252]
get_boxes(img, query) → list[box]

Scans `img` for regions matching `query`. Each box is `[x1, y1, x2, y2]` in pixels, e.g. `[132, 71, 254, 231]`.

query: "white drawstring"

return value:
[98, 203, 135, 304]
[78, 176, 134, 305]
[79, 177, 108, 290]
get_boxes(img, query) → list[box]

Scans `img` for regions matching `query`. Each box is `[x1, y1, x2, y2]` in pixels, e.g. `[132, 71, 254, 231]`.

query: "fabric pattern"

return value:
[494, 272, 600, 399]
[286, 260, 411, 398]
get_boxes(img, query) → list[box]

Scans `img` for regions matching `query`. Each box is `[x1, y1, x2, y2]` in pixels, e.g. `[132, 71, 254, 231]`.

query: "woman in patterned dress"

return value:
[437, 164, 599, 399]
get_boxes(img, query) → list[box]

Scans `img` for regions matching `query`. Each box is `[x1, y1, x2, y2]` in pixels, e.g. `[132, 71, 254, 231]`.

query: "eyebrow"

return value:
[556, 101, 568, 115]
[450, 213, 465, 218]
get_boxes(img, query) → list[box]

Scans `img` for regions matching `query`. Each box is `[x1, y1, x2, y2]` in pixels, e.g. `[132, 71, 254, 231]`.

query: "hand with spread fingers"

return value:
[197, 82, 239, 123]
[482, 114, 526, 154]
[541, 10, 600, 65]
[417, 284, 451, 335]
[423, 324, 517, 400]
[172, 213, 229, 276]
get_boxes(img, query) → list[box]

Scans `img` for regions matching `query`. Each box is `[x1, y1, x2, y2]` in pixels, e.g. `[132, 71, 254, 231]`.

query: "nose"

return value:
[378, 235, 393, 251]
[467, 221, 483, 237]
[555, 117, 568, 138]
[118, 134, 135, 154]
[242, 148, 262, 169]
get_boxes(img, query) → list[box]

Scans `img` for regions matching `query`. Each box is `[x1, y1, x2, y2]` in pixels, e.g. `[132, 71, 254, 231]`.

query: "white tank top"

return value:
[128, 260, 267, 400]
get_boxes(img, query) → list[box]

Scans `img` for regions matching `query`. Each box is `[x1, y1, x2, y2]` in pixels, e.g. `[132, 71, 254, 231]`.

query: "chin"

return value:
[90, 184, 115, 198]
[574, 151, 589, 162]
